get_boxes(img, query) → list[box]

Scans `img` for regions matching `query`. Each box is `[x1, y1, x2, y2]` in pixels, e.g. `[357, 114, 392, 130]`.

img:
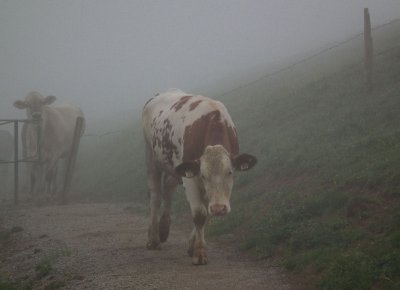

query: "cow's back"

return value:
[142, 89, 239, 172]
[27, 104, 85, 160]
[45, 104, 85, 138]
[142, 89, 189, 146]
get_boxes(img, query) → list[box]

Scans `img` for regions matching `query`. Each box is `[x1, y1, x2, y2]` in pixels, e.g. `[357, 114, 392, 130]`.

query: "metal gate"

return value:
[0, 118, 41, 205]
[0, 117, 83, 205]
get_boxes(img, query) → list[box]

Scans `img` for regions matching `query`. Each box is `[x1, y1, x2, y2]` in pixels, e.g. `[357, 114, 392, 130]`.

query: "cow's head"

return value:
[175, 145, 257, 216]
[14, 92, 56, 120]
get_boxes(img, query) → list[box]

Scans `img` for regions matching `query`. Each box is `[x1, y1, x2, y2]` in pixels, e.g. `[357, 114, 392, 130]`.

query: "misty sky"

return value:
[1, 0, 400, 132]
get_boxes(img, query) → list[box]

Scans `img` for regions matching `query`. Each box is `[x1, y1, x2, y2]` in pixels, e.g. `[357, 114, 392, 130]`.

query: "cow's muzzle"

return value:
[210, 204, 228, 216]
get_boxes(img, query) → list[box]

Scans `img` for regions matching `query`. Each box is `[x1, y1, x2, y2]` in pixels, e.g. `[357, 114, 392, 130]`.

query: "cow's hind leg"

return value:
[159, 175, 179, 243]
[145, 145, 163, 250]
[29, 168, 36, 198]
[147, 170, 162, 250]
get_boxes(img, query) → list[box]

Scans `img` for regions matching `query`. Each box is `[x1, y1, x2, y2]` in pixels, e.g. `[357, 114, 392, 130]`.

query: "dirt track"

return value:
[0, 203, 298, 290]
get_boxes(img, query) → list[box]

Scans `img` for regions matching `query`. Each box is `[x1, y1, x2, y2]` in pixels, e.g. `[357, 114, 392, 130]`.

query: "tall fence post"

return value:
[364, 7, 374, 93]
[13, 121, 19, 205]
[61, 117, 84, 204]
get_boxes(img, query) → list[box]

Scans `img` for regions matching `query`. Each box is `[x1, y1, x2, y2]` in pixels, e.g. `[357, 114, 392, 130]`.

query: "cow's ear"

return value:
[43, 95, 56, 105]
[233, 153, 257, 171]
[175, 160, 200, 178]
[13, 100, 28, 109]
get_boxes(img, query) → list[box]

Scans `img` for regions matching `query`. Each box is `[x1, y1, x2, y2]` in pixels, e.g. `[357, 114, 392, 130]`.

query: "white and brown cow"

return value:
[142, 89, 256, 265]
[14, 91, 85, 198]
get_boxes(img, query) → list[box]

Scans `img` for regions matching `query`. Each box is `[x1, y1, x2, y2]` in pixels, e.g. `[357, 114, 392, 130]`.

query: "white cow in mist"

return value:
[13, 91, 85, 199]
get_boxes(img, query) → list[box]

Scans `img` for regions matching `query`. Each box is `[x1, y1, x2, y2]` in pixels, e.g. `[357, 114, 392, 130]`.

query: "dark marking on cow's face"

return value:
[189, 100, 202, 111]
[182, 110, 239, 162]
[170, 96, 192, 112]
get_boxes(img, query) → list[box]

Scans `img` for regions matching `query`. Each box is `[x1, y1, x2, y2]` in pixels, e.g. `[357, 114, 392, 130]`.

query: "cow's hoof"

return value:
[192, 248, 208, 265]
[146, 241, 161, 250]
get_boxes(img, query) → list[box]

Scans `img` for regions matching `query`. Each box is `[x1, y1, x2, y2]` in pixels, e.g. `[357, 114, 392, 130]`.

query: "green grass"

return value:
[72, 123, 147, 202]
[206, 21, 400, 289]
[34, 246, 72, 280]
[0, 279, 32, 290]
[0, 246, 71, 290]
[35, 258, 53, 279]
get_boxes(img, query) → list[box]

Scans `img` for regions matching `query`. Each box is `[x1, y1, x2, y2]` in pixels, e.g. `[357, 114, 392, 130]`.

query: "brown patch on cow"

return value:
[170, 96, 192, 112]
[151, 118, 179, 166]
[150, 116, 180, 166]
[189, 100, 202, 111]
[182, 110, 239, 162]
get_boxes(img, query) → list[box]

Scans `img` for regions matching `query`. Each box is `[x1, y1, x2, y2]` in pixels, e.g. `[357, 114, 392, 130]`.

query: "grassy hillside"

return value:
[207, 21, 400, 289]
[71, 20, 400, 289]
[71, 118, 147, 202]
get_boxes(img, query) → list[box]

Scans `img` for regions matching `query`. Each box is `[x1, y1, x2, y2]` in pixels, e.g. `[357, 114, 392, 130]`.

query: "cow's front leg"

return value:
[159, 175, 179, 243]
[48, 163, 59, 197]
[45, 161, 58, 197]
[183, 178, 209, 264]
[188, 206, 208, 265]
[29, 162, 42, 198]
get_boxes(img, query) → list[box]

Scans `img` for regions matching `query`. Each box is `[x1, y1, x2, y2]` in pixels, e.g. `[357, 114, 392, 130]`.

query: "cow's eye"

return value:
[228, 170, 233, 176]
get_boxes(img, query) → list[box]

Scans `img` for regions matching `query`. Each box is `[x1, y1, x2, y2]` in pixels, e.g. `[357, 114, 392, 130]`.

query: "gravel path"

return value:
[0, 203, 299, 290]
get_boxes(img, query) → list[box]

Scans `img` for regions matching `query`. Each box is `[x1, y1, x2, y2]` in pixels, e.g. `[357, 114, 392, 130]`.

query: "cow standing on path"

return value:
[13, 91, 85, 199]
[142, 89, 257, 265]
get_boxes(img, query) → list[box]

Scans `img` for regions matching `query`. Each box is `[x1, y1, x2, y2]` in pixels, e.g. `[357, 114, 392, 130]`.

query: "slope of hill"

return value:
[71, 19, 400, 289]
[208, 20, 400, 289]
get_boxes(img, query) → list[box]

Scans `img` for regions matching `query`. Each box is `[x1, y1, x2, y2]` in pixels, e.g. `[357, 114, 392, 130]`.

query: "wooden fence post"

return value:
[61, 117, 84, 204]
[14, 121, 19, 205]
[364, 8, 374, 93]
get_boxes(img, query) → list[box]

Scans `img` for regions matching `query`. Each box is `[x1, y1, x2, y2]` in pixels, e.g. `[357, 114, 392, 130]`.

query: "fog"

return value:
[1, 0, 399, 133]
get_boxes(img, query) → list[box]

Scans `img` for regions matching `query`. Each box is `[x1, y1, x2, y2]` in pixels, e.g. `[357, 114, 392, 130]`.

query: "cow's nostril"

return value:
[210, 204, 228, 216]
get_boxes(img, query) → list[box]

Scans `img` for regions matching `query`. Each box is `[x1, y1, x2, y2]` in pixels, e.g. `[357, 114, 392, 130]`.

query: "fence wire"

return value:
[215, 18, 400, 99]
